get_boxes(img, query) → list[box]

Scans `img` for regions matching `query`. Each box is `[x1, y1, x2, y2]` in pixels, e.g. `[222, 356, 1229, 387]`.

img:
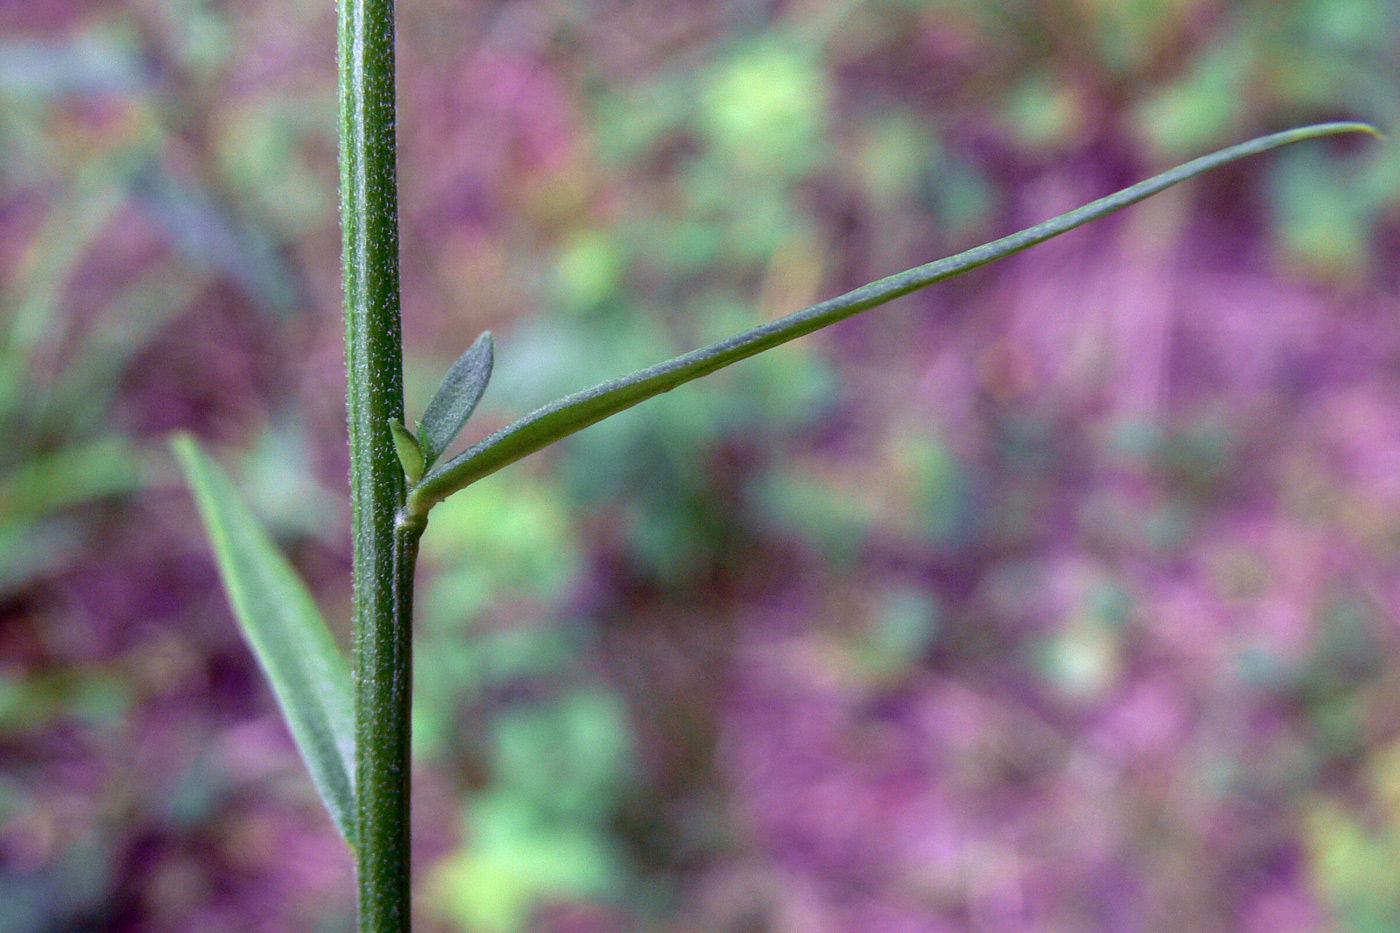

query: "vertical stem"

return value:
[338, 0, 410, 929]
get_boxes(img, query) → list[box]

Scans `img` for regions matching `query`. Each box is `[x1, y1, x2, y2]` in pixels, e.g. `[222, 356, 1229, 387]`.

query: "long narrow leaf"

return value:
[407, 122, 1377, 517]
[172, 434, 356, 844]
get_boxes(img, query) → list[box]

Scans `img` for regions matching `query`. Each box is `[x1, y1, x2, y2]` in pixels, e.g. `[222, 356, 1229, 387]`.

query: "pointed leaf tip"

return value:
[170, 434, 356, 845]
[418, 331, 494, 467]
[389, 418, 425, 483]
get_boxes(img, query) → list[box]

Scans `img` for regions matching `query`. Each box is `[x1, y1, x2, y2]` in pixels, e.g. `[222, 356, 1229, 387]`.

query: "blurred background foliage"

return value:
[2, 0, 1400, 930]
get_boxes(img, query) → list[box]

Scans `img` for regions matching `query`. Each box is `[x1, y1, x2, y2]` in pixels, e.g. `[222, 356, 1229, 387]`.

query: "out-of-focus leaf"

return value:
[0, 669, 131, 734]
[0, 161, 131, 411]
[0, 436, 141, 526]
[44, 263, 210, 435]
[131, 160, 302, 318]
[171, 434, 355, 844]
[418, 331, 494, 467]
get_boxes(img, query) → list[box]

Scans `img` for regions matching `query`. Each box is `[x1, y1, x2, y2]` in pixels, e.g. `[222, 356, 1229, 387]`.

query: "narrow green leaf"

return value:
[418, 331, 494, 466]
[389, 418, 425, 483]
[407, 122, 1378, 518]
[0, 436, 142, 525]
[171, 434, 356, 844]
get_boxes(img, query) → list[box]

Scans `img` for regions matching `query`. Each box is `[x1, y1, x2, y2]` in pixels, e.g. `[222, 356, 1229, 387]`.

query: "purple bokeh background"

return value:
[3, 1, 1400, 930]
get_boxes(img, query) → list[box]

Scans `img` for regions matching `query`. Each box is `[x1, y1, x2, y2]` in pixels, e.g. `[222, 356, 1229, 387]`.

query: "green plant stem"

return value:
[338, 0, 410, 927]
